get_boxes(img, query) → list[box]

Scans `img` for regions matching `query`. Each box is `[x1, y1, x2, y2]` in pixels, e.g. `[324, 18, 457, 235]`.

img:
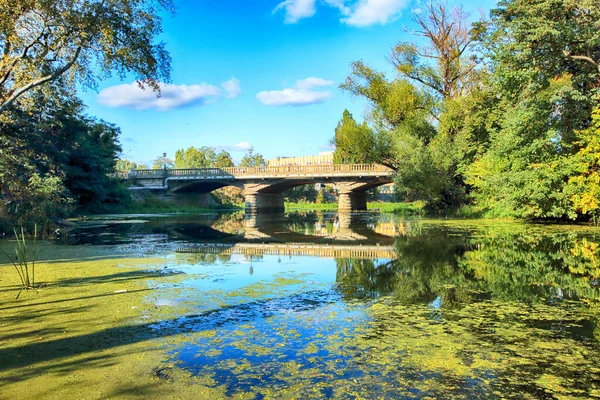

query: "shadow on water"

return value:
[0, 287, 346, 380]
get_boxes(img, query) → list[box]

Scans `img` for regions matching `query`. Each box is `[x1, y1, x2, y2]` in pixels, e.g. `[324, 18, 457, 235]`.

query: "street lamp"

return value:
[163, 152, 167, 170]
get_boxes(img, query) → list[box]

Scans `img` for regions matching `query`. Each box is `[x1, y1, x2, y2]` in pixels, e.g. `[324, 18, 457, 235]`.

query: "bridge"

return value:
[127, 164, 394, 213]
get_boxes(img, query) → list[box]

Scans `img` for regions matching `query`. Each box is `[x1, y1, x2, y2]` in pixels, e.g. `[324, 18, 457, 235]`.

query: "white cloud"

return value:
[216, 142, 254, 152]
[274, 0, 410, 27]
[256, 77, 334, 106]
[295, 77, 334, 90]
[273, 0, 316, 23]
[98, 78, 242, 111]
[221, 78, 242, 99]
[342, 0, 410, 26]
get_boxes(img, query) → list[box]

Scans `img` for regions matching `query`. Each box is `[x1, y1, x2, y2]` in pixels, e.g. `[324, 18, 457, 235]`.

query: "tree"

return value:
[215, 150, 234, 168]
[390, 2, 479, 101]
[0, 0, 173, 114]
[567, 107, 600, 223]
[174, 146, 216, 168]
[341, 61, 434, 131]
[332, 110, 376, 165]
[116, 159, 142, 172]
[339, 62, 436, 172]
[463, 0, 600, 219]
[0, 86, 127, 227]
[152, 154, 174, 169]
[239, 149, 266, 167]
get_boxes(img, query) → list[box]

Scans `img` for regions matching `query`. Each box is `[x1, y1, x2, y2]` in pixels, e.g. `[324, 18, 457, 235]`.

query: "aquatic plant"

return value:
[1, 225, 38, 299]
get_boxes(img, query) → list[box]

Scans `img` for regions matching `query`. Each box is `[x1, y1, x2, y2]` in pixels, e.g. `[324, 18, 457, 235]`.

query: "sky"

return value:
[78, 0, 498, 166]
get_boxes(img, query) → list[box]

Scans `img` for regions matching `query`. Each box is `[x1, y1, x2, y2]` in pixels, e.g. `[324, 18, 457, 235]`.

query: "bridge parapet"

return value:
[128, 163, 393, 180]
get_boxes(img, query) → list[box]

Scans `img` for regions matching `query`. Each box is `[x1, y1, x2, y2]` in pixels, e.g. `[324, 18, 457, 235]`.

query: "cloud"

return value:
[221, 78, 242, 99]
[294, 77, 334, 90]
[342, 0, 410, 26]
[216, 142, 254, 152]
[98, 78, 242, 111]
[256, 76, 334, 106]
[274, 0, 409, 27]
[273, 0, 316, 23]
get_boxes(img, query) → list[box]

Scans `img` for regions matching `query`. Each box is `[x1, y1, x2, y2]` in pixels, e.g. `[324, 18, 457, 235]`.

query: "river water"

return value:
[2, 211, 600, 399]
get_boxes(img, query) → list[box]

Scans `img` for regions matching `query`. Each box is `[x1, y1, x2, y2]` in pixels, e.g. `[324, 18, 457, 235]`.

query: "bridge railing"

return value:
[128, 164, 393, 179]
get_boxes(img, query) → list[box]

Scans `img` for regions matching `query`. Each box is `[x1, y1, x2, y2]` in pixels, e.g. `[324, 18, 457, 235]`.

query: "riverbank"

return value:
[108, 201, 426, 215]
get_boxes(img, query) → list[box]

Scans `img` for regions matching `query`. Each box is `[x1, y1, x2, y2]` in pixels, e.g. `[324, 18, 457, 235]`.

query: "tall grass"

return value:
[1, 225, 38, 299]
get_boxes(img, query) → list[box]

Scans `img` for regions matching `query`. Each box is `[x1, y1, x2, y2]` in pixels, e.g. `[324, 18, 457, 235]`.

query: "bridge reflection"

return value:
[173, 212, 398, 260]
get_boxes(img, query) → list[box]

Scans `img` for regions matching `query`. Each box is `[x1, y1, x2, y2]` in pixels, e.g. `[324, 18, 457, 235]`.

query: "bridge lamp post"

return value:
[163, 152, 167, 170]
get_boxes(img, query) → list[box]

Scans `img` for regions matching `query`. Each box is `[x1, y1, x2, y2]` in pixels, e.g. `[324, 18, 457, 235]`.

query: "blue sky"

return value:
[78, 0, 498, 166]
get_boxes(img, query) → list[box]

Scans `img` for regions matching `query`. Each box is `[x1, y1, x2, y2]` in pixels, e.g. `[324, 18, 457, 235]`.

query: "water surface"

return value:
[1, 212, 600, 399]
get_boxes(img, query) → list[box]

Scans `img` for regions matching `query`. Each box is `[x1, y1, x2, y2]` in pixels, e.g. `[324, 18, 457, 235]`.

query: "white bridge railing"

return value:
[127, 164, 393, 179]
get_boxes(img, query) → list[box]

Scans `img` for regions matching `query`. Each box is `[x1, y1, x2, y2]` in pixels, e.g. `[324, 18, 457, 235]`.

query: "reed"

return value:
[1, 224, 38, 299]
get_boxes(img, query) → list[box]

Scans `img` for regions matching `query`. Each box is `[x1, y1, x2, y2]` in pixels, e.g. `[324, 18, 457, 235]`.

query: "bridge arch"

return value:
[169, 180, 243, 194]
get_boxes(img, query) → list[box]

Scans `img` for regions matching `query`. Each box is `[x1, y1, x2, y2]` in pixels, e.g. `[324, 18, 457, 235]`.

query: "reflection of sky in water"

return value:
[153, 254, 377, 397]
[179, 255, 337, 292]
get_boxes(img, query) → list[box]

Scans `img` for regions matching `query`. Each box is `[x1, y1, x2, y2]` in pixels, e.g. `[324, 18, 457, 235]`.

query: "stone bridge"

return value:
[127, 164, 394, 213]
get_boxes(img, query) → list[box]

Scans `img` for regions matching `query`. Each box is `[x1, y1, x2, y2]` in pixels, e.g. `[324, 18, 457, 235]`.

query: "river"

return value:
[0, 211, 599, 399]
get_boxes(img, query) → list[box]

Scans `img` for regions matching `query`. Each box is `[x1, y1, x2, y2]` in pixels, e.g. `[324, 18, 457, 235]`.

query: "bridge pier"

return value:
[338, 192, 367, 212]
[245, 193, 285, 214]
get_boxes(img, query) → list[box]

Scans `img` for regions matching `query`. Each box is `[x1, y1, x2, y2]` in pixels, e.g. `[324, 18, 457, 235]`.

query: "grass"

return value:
[367, 201, 425, 214]
[113, 198, 243, 214]
[284, 202, 338, 211]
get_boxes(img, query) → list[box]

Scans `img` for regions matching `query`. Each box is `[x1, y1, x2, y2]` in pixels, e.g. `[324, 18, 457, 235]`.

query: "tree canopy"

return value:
[0, 0, 173, 114]
[239, 149, 266, 167]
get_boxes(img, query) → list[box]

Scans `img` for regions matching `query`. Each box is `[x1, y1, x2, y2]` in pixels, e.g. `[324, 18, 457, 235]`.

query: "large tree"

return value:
[0, 0, 172, 114]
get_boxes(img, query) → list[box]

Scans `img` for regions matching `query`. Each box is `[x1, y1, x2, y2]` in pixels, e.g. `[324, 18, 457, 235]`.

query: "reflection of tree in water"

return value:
[336, 224, 600, 333]
[334, 224, 600, 398]
[209, 212, 245, 234]
[336, 227, 473, 307]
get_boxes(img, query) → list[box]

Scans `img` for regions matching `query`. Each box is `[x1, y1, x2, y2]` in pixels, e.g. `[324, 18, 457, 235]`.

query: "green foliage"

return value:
[336, 3, 481, 209]
[0, 0, 173, 113]
[152, 155, 174, 170]
[315, 190, 325, 204]
[332, 110, 376, 164]
[215, 150, 234, 168]
[239, 149, 266, 167]
[116, 160, 145, 172]
[284, 185, 318, 203]
[175, 146, 216, 168]
[566, 107, 600, 223]
[173, 147, 234, 169]
[0, 83, 128, 228]
[464, 0, 600, 219]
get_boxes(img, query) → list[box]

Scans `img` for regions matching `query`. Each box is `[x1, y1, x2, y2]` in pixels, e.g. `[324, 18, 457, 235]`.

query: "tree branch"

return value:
[0, 46, 82, 114]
